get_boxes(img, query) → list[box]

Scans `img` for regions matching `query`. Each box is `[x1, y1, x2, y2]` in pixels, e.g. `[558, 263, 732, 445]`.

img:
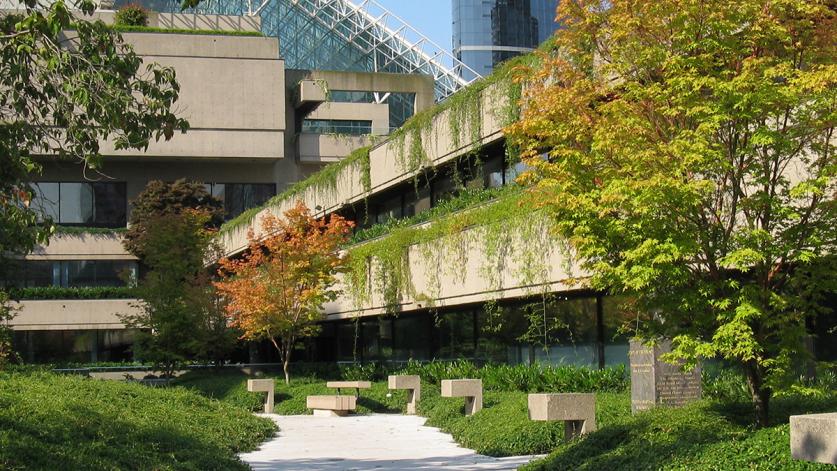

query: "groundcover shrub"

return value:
[522, 394, 837, 471]
[0, 371, 275, 470]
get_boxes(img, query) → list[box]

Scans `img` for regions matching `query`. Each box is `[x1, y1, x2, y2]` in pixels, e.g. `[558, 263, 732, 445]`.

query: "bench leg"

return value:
[406, 389, 417, 415]
[464, 394, 482, 416]
[265, 390, 274, 414]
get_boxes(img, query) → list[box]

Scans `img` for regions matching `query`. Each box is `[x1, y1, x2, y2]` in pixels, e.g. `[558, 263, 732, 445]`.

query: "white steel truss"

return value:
[254, 0, 482, 100]
[149, 0, 481, 100]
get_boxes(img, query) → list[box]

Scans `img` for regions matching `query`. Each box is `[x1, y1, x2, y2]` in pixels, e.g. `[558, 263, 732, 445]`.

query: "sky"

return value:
[374, 0, 453, 52]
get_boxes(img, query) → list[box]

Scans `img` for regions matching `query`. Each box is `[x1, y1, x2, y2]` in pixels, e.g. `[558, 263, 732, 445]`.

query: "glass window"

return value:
[403, 186, 431, 218]
[301, 119, 373, 135]
[436, 310, 476, 359]
[431, 173, 459, 206]
[392, 315, 431, 361]
[204, 183, 276, 221]
[30, 183, 59, 222]
[335, 322, 358, 362]
[91, 183, 127, 226]
[59, 183, 94, 224]
[483, 154, 505, 188]
[531, 297, 598, 367]
[374, 194, 403, 224]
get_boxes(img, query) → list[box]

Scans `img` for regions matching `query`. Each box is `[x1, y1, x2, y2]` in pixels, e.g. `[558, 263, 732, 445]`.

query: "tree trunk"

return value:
[268, 335, 292, 385]
[745, 360, 771, 428]
[283, 354, 290, 385]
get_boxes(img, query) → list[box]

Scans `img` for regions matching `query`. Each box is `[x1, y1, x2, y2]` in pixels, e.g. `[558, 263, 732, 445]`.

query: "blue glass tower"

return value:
[453, 0, 560, 80]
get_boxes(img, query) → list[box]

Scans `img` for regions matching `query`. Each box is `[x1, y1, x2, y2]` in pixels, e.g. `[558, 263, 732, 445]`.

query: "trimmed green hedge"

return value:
[0, 370, 275, 470]
[112, 24, 264, 37]
[54, 226, 127, 236]
[7, 286, 136, 300]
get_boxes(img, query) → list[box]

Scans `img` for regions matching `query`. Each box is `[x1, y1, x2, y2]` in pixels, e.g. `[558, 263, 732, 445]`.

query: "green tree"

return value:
[508, 0, 835, 426]
[0, 0, 187, 261]
[121, 181, 232, 374]
[0, 291, 18, 369]
[123, 179, 224, 258]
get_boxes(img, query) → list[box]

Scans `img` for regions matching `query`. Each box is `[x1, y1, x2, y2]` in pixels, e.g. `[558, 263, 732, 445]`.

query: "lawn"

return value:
[0, 370, 276, 470]
[174, 367, 837, 469]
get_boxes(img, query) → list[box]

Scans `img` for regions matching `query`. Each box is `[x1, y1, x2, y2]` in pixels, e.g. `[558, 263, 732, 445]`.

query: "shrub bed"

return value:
[0, 371, 275, 470]
[6, 286, 136, 300]
[523, 394, 837, 471]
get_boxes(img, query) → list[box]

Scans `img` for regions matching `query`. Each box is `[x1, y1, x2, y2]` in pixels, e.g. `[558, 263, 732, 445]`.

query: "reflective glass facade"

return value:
[203, 183, 276, 221]
[1, 260, 138, 288]
[453, 0, 560, 80]
[30, 182, 127, 227]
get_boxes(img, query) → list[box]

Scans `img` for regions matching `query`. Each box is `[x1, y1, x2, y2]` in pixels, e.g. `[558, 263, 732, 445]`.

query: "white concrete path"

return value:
[240, 414, 541, 470]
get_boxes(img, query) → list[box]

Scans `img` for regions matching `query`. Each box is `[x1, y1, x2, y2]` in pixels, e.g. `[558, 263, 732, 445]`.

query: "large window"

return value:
[3, 260, 137, 288]
[301, 119, 373, 135]
[203, 183, 276, 221]
[30, 182, 127, 227]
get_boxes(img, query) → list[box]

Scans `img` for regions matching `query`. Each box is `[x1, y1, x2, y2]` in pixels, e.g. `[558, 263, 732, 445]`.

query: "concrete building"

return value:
[3, 10, 438, 363]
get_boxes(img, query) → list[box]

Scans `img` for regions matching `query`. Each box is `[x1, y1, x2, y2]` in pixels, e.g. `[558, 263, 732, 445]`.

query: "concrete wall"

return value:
[10, 299, 140, 330]
[297, 134, 375, 163]
[221, 81, 510, 255]
[100, 33, 285, 160]
[26, 233, 132, 261]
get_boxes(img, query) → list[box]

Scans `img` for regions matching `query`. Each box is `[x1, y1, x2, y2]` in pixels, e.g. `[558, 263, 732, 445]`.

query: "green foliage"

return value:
[508, 0, 837, 426]
[523, 394, 837, 471]
[6, 286, 136, 300]
[0, 290, 17, 369]
[419, 387, 629, 456]
[0, 370, 275, 470]
[123, 179, 223, 258]
[348, 185, 515, 244]
[0, 0, 187, 264]
[398, 360, 628, 393]
[219, 146, 372, 235]
[344, 187, 556, 311]
[111, 25, 264, 37]
[113, 4, 148, 27]
[53, 226, 127, 236]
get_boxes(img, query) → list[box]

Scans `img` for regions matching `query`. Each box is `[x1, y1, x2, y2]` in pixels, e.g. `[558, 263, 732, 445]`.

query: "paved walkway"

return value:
[240, 414, 541, 470]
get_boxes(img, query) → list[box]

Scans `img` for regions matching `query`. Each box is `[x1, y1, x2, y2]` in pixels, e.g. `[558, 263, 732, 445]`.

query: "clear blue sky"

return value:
[375, 0, 453, 51]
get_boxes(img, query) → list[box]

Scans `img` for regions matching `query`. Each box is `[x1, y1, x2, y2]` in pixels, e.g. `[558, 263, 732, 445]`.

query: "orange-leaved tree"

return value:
[215, 201, 353, 384]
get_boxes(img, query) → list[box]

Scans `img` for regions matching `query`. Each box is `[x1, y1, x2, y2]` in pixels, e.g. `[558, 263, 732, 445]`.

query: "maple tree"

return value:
[215, 202, 353, 384]
[507, 0, 835, 427]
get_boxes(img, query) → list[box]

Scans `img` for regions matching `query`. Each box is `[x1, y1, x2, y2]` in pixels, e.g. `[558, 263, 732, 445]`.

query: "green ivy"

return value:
[7, 286, 137, 300]
[345, 187, 560, 311]
[219, 146, 372, 235]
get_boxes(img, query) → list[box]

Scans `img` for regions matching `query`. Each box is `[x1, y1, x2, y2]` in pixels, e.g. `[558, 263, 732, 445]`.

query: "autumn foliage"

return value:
[215, 201, 353, 383]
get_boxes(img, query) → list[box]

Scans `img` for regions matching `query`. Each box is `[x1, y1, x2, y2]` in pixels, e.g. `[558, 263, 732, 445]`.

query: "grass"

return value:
[523, 394, 837, 471]
[174, 368, 837, 468]
[0, 370, 276, 470]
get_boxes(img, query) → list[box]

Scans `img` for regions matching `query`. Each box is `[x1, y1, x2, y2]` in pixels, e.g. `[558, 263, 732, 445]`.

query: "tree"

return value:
[507, 0, 835, 427]
[121, 181, 232, 374]
[1, 0, 188, 261]
[0, 291, 18, 370]
[123, 179, 224, 258]
[215, 201, 353, 384]
[121, 210, 215, 377]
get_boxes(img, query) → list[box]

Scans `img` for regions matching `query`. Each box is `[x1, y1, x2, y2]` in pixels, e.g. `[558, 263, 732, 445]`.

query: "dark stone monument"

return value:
[629, 339, 701, 414]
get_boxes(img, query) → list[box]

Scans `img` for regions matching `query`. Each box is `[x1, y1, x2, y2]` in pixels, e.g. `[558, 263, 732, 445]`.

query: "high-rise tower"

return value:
[453, 0, 559, 80]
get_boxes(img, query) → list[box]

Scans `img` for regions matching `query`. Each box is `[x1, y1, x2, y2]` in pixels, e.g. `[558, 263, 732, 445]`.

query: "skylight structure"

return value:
[143, 0, 481, 101]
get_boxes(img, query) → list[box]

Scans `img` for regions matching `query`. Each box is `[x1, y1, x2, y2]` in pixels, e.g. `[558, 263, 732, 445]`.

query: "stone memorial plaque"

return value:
[629, 339, 701, 413]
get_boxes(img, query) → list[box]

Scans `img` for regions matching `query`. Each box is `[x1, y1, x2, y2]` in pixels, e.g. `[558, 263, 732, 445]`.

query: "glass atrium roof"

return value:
[136, 0, 481, 101]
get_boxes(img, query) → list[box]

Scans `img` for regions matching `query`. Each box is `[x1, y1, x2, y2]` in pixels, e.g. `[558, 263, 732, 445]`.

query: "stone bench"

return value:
[388, 375, 421, 415]
[326, 380, 372, 397]
[528, 393, 597, 440]
[790, 413, 837, 465]
[306, 395, 357, 417]
[441, 379, 482, 416]
[247, 379, 275, 414]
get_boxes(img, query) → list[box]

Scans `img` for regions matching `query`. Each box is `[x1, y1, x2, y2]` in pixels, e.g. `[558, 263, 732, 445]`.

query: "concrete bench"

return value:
[441, 379, 482, 415]
[528, 393, 597, 440]
[306, 395, 357, 417]
[388, 375, 421, 414]
[247, 379, 275, 414]
[790, 413, 837, 465]
[326, 380, 372, 397]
